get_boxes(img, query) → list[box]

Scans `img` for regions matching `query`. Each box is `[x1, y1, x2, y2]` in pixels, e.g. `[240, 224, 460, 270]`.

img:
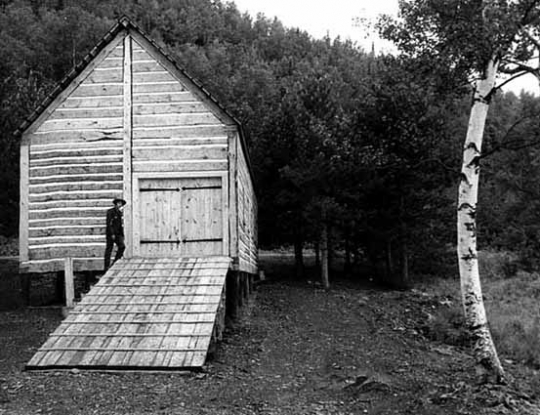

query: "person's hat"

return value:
[112, 198, 127, 206]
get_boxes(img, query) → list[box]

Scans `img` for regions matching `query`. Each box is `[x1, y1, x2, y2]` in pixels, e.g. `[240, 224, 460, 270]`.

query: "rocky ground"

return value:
[1, 265, 540, 415]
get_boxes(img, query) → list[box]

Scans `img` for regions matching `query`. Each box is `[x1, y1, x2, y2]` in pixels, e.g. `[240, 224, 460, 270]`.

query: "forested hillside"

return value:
[2, 0, 540, 283]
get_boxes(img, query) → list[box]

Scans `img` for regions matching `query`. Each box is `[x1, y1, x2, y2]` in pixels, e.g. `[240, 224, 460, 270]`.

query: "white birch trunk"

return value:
[457, 56, 505, 383]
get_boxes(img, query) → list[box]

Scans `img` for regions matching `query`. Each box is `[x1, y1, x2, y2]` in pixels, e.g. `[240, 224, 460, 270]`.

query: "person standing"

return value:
[104, 198, 126, 270]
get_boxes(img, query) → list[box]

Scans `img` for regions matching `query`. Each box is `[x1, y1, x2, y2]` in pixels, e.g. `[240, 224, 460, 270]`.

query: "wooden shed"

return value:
[19, 18, 257, 369]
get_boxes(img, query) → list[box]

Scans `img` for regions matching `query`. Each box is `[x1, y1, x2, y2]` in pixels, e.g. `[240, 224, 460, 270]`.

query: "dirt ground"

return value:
[1, 257, 540, 414]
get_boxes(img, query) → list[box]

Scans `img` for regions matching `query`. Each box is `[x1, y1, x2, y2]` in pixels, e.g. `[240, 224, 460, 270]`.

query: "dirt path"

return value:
[1, 279, 539, 414]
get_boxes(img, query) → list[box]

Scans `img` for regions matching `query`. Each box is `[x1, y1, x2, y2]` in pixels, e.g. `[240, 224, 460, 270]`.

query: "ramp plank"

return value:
[27, 256, 230, 369]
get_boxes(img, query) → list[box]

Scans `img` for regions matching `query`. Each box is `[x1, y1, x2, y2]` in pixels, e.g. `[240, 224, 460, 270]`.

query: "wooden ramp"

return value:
[27, 257, 231, 370]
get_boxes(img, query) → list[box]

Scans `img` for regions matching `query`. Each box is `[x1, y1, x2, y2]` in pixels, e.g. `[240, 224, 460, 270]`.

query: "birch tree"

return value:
[458, 53, 504, 382]
[380, 0, 540, 383]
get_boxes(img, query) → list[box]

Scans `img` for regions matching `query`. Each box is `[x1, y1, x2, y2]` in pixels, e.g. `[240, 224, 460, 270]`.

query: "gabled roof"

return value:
[15, 16, 243, 139]
[16, 16, 254, 181]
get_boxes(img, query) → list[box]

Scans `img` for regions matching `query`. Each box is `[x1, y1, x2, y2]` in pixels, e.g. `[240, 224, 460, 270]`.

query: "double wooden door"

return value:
[134, 176, 226, 256]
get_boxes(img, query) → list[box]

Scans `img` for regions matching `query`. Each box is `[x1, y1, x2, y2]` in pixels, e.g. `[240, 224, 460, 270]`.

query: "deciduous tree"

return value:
[380, 0, 540, 383]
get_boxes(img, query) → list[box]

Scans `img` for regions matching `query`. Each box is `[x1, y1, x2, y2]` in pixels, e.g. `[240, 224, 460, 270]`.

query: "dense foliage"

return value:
[1, 0, 539, 282]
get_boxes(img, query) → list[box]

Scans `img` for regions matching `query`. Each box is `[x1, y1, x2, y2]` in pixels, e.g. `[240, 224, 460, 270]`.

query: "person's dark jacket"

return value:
[106, 207, 124, 238]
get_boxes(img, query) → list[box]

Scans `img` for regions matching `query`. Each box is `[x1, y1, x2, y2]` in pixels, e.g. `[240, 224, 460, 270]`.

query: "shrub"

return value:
[426, 304, 472, 347]
[478, 250, 518, 279]
[484, 268, 540, 368]
[492, 317, 540, 368]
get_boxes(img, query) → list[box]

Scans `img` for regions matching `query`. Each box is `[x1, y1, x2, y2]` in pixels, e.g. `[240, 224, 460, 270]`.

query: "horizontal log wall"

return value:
[130, 40, 229, 175]
[236, 136, 258, 274]
[21, 29, 257, 274]
[24, 43, 125, 269]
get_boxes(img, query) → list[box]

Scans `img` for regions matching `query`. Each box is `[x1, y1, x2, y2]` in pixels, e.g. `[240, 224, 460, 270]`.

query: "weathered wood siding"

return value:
[133, 176, 226, 257]
[20, 23, 257, 276]
[236, 135, 258, 274]
[22, 38, 126, 272]
[27, 257, 232, 369]
[130, 38, 230, 174]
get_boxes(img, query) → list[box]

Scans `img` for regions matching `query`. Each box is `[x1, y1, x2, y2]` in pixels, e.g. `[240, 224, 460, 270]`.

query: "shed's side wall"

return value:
[130, 39, 230, 174]
[236, 136, 258, 274]
[22, 41, 125, 272]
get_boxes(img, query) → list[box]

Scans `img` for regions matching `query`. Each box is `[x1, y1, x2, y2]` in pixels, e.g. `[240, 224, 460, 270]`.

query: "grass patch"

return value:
[485, 271, 540, 367]
[424, 251, 540, 368]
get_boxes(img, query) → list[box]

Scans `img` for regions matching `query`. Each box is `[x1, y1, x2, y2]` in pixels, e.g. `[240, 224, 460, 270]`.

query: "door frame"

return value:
[132, 171, 229, 257]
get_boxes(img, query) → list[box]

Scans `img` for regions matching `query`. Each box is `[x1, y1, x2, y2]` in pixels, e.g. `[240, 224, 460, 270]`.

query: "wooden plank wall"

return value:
[135, 177, 225, 257]
[21, 29, 252, 273]
[23, 42, 125, 272]
[130, 39, 230, 175]
[236, 136, 258, 274]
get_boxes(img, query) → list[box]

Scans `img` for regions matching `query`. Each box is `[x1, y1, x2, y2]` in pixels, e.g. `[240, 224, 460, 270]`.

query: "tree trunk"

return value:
[294, 237, 304, 279]
[400, 233, 409, 288]
[321, 221, 330, 290]
[399, 195, 409, 288]
[344, 230, 352, 276]
[293, 217, 304, 279]
[327, 223, 333, 273]
[457, 56, 505, 383]
[385, 238, 394, 281]
[315, 240, 320, 269]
